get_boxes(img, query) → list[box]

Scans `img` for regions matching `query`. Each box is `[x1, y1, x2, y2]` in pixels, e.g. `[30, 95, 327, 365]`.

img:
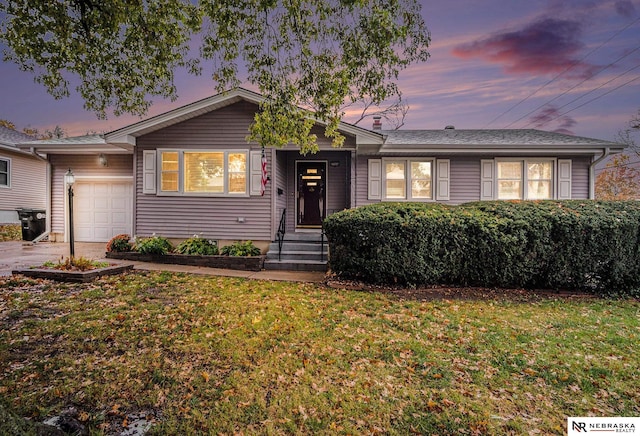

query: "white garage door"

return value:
[74, 181, 133, 242]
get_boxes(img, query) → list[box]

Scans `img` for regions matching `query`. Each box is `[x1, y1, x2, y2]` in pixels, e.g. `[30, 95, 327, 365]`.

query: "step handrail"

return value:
[276, 208, 286, 261]
[321, 215, 326, 262]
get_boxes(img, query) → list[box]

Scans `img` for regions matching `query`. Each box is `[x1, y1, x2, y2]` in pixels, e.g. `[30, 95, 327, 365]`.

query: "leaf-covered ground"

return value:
[0, 272, 638, 435]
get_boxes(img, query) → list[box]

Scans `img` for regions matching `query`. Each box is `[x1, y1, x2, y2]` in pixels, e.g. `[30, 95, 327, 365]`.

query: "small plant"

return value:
[175, 235, 219, 255]
[106, 234, 132, 252]
[220, 240, 261, 256]
[135, 235, 173, 255]
[42, 256, 109, 271]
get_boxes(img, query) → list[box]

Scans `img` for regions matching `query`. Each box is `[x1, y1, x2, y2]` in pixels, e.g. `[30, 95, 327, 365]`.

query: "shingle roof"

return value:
[18, 134, 105, 146]
[379, 129, 620, 147]
[0, 125, 36, 147]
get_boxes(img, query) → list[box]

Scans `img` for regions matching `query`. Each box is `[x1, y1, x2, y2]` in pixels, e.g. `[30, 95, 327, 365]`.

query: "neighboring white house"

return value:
[0, 126, 47, 224]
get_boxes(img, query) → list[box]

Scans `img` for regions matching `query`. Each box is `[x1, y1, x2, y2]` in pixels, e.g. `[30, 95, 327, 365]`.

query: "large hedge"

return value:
[324, 201, 640, 296]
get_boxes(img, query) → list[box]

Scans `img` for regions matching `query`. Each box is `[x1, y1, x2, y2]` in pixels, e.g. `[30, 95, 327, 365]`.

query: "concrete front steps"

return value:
[264, 232, 328, 272]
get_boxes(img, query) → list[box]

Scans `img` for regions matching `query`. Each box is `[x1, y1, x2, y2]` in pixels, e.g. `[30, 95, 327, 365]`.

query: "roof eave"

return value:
[16, 142, 132, 154]
[0, 143, 36, 156]
[377, 143, 626, 154]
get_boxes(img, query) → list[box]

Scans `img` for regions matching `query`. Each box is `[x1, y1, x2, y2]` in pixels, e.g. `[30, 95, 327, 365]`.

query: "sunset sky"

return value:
[0, 0, 639, 143]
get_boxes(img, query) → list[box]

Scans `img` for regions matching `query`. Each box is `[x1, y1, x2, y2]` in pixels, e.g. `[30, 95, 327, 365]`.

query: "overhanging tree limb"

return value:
[1, 0, 430, 153]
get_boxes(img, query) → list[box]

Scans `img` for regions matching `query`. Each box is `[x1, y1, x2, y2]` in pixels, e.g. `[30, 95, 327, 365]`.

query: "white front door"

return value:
[74, 181, 133, 242]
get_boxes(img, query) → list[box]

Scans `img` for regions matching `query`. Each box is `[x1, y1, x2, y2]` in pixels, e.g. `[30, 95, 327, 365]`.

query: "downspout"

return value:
[27, 149, 51, 243]
[589, 147, 610, 199]
[28, 148, 47, 162]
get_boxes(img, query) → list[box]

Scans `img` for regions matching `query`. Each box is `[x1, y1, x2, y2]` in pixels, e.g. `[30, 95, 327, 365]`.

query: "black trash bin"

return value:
[16, 208, 46, 241]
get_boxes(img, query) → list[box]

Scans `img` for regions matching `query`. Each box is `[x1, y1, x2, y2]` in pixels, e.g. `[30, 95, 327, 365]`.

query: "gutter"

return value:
[29, 147, 47, 162]
[589, 147, 610, 199]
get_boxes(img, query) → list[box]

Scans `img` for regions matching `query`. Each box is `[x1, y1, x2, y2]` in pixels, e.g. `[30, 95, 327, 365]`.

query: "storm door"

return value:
[296, 161, 326, 228]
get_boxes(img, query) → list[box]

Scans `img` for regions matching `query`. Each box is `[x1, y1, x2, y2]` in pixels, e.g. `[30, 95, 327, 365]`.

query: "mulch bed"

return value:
[324, 277, 601, 302]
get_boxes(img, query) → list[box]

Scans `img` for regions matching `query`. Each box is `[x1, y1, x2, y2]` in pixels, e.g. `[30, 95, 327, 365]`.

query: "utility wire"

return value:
[505, 43, 640, 128]
[525, 62, 640, 128]
[484, 17, 640, 128]
[530, 73, 640, 128]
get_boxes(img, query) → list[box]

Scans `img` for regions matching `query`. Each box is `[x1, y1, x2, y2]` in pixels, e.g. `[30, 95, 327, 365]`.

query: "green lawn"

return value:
[1, 272, 638, 435]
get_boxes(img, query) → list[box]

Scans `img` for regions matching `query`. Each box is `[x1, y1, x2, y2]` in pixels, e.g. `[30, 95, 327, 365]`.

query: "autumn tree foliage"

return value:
[0, 119, 66, 140]
[596, 154, 640, 200]
[0, 0, 430, 154]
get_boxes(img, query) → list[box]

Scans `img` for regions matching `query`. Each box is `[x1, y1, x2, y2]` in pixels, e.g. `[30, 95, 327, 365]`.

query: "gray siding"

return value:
[0, 150, 46, 220]
[49, 154, 133, 234]
[135, 101, 272, 240]
[571, 156, 590, 199]
[449, 157, 481, 204]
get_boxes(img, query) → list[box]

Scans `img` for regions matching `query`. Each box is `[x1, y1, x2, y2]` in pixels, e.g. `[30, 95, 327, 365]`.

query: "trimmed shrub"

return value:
[106, 234, 133, 252]
[175, 236, 219, 255]
[135, 235, 173, 255]
[220, 240, 261, 256]
[324, 201, 640, 296]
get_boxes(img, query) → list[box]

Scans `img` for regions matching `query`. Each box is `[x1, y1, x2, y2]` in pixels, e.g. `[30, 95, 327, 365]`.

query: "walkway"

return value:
[0, 241, 327, 283]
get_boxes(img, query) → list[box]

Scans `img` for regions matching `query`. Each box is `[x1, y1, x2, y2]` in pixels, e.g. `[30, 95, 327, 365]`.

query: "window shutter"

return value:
[249, 150, 263, 196]
[142, 150, 156, 194]
[480, 159, 495, 200]
[557, 159, 572, 199]
[368, 159, 382, 200]
[436, 159, 450, 201]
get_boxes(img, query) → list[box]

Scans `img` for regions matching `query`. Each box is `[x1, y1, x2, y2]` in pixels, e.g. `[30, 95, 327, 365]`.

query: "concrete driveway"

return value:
[0, 241, 107, 276]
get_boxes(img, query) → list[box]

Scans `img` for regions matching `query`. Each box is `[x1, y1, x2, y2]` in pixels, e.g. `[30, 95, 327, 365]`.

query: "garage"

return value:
[73, 180, 133, 242]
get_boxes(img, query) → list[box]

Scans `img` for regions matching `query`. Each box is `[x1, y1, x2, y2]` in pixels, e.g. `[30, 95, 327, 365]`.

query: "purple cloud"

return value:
[615, 0, 637, 18]
[529, 106, 577, 135]
[452, 17, 596, 77]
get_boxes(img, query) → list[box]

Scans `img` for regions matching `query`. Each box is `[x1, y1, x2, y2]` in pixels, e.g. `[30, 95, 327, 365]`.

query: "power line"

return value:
[525, 62, 640, 128]
[504, 43, 640, 128]
[484, 17, 640, 128]
[530, 73, 640, 128]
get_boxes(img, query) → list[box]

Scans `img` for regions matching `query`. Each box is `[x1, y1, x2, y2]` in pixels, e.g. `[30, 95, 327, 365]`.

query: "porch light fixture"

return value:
[65, 168, 75, 257]
[98, 153, 108, 167]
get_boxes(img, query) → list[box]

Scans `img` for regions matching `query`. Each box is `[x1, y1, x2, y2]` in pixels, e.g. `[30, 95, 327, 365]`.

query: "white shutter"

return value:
[480, 159, 495, 200]
[436, 159, 450, 201]
[557, 159, 572, 199]
[250, 150, 263, 196]
[142, 150, 156, 194]
[368, 159, 382, 200]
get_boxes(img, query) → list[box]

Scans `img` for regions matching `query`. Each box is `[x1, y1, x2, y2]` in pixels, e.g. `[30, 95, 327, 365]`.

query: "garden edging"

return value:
[106, 252, 265, 272]
[13, 264, 134, 283]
